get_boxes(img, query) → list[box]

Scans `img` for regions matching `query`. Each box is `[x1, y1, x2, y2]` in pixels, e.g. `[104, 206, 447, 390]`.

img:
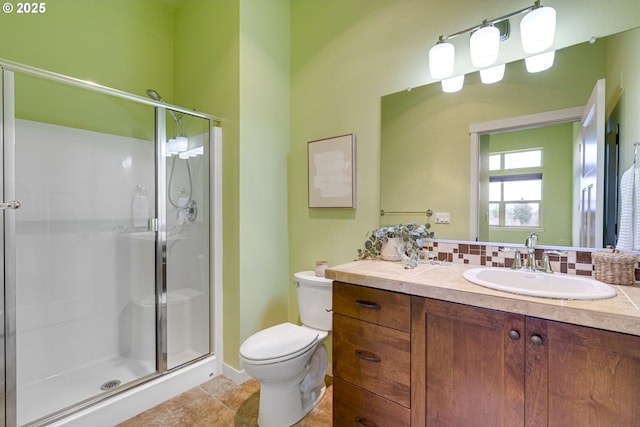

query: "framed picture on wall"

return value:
[307, 133, 356, 208]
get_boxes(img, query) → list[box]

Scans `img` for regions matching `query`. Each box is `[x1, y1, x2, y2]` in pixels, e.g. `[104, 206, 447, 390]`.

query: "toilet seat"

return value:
[240, 323, 319, 365]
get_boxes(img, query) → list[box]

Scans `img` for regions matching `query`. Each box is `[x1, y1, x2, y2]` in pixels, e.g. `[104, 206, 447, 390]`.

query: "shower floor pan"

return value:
[18, 356, 154, 426]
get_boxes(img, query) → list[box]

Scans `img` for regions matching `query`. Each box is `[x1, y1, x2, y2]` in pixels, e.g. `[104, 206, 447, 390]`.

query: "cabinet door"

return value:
[411, 296, 526, 427]
[526, 317, 640, 427]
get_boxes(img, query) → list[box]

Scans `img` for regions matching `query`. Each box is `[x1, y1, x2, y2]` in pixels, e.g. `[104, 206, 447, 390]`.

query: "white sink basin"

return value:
[463, 268, 617, 300]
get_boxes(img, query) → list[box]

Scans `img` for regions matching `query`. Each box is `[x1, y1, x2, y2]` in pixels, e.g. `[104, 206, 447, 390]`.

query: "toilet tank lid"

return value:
[239, 322, 318, 361]
[294, 271, 332, 287]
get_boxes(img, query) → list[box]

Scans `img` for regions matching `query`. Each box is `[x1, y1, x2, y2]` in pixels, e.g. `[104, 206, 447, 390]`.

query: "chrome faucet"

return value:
[538, 250, 568, 273]
[524, 232, 538, 271]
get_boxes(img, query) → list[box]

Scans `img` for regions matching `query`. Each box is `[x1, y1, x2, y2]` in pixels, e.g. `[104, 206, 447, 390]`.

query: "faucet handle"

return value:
[499, 247, 522, 270]
[544, 250, 567, 257]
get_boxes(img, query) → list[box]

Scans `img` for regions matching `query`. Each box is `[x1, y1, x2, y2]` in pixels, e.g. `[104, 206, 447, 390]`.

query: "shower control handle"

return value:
[0, 201, 21, 210]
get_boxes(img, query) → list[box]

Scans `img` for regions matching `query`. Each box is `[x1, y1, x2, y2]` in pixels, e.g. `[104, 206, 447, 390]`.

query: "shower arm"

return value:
[146, 89, 184, 127]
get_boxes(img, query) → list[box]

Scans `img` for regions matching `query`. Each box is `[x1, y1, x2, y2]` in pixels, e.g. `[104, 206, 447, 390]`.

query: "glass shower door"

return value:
[160, 109, 211, 370]
[7, 70, 158, 425]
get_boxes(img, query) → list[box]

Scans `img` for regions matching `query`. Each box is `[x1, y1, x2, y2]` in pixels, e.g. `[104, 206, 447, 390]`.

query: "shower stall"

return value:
[0, 60, 222, 426]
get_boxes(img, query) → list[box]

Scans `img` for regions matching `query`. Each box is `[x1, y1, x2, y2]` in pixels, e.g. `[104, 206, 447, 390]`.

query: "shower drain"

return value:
[100, 379, 121, 391]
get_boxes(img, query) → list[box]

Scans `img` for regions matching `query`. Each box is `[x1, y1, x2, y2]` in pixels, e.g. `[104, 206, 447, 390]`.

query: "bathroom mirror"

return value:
[380, 25, 640, 248]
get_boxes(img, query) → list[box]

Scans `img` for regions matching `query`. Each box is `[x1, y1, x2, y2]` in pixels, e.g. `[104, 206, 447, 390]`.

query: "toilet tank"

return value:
[294, 271, 332, 331]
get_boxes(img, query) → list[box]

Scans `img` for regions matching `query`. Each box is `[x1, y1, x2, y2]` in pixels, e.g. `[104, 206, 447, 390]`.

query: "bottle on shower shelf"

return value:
[132, 185, 149, 229]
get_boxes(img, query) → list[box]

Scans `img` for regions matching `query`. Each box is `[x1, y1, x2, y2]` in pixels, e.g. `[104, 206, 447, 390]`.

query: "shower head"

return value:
[146, 89, 165, 102]
[145, 88, 183, 125]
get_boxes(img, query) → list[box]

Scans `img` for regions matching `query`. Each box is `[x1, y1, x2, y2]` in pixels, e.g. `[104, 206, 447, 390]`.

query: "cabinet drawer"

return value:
[333, 282, 410, 331]
[333, 377, 410, 427]
[333, 313, 410, 407]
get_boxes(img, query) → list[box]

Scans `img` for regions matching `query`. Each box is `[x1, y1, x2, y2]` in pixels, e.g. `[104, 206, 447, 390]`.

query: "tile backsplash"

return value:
[422, 241, 640, 281]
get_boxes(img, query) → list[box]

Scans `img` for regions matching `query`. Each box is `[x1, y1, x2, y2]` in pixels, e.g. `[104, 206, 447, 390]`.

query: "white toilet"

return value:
[239, 271, 332, 427]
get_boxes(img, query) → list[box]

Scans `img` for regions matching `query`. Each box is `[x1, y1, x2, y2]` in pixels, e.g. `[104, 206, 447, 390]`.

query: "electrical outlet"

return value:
[435, 212, 451, 224]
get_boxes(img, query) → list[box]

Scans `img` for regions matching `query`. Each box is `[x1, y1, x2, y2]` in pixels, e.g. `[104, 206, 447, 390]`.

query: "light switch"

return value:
[435, 212, 451, 224]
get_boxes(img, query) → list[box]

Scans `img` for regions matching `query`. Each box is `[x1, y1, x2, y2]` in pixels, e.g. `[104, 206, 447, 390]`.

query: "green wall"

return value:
[174, 0, 243, 371]
[0, 0, 174, 98]
[237, 0, 291, 368]
[175, 0, 291, 369]
[0, 0, 174, 140]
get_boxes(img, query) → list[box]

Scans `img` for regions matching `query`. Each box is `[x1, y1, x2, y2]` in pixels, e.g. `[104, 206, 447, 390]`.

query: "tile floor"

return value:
[118, 375, 333, 427]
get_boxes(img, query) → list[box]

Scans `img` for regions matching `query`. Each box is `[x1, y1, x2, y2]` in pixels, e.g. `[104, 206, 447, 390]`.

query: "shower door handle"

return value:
[0, 201, 21, 210]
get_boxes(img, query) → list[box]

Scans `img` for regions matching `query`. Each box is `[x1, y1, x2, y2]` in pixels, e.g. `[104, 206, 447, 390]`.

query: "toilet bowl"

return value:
[239, 271, 332, 427]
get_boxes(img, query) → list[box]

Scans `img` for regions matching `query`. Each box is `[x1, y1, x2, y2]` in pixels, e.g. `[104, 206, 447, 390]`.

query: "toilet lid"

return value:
[239, 323, 319, 361]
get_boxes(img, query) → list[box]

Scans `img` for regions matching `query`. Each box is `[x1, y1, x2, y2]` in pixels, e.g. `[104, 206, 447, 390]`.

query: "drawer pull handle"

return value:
[355, 300, 381, 310]
[355, 350, 381, 363]
[508, 329, 520, 341]
[355, 416, 378, 427]
[530, 334, 544, 346]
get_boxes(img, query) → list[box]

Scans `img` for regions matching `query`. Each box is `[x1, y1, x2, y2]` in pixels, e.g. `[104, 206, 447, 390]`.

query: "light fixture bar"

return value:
[439, 1, 541, 43]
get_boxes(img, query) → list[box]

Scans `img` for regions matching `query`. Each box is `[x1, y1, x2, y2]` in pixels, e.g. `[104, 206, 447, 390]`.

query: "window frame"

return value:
[488, 149, 544, 230]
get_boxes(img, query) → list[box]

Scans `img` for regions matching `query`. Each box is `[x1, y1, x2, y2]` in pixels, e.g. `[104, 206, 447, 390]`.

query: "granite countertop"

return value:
[325, 260, 640, 337]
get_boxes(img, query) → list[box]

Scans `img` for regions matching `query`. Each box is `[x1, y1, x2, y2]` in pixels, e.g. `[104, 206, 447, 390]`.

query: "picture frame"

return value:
[307, 133, 356, 208]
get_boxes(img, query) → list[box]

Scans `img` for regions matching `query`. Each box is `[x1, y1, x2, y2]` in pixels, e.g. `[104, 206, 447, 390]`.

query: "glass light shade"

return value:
[429, 42, 455, 79]
[480, 63, 506, 84]
[166, 138, 179, 156]
[525, 50, 555, 73]
[175, 136, 189, 152]
[441, 75, 464, 93]
[520, 6, 556, 54]
[470, 26, 500, 68]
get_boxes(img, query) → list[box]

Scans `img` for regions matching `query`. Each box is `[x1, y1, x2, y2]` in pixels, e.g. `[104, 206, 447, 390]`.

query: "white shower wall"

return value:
[14, 118, 210, 421]
[15, 119, 156, 386]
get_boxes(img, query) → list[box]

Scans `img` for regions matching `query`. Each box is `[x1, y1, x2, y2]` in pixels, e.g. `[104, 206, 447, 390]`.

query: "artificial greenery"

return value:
[357, 222, 435, 269]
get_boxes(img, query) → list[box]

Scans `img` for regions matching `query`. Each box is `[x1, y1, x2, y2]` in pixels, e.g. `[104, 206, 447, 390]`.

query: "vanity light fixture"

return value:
[428, 1, 556, 90]
[441, 75, 465, 93]
[520, 2, 556, 54]
[479, 63, 506, 84]
[428, 36, 455, 80]
[166, 138, 179, 156]
[470, 24, 500, 68]
[524, 50, 555, 73]
[175, 136, 189, 152]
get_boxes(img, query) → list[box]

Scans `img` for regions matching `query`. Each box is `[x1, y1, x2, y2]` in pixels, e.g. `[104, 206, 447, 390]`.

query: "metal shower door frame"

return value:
[2, 68, 18, 427]
[155, 107, 169, 374]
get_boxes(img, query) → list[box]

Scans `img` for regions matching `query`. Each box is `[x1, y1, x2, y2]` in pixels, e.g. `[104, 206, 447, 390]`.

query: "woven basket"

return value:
[592, 249, 638, 286]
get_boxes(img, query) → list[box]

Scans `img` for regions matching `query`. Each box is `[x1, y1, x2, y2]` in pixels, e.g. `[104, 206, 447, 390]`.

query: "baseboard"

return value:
[222, 363, 252, 384]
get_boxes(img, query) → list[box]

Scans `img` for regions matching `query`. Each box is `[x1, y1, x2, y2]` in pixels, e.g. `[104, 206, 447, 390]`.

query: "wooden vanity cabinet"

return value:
[333, 282, 411, 427]
[411, 296, 640, 427]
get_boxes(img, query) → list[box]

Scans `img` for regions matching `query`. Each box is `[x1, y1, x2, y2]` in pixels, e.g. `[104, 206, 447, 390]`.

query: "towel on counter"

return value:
[616, 166, 640, 250]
